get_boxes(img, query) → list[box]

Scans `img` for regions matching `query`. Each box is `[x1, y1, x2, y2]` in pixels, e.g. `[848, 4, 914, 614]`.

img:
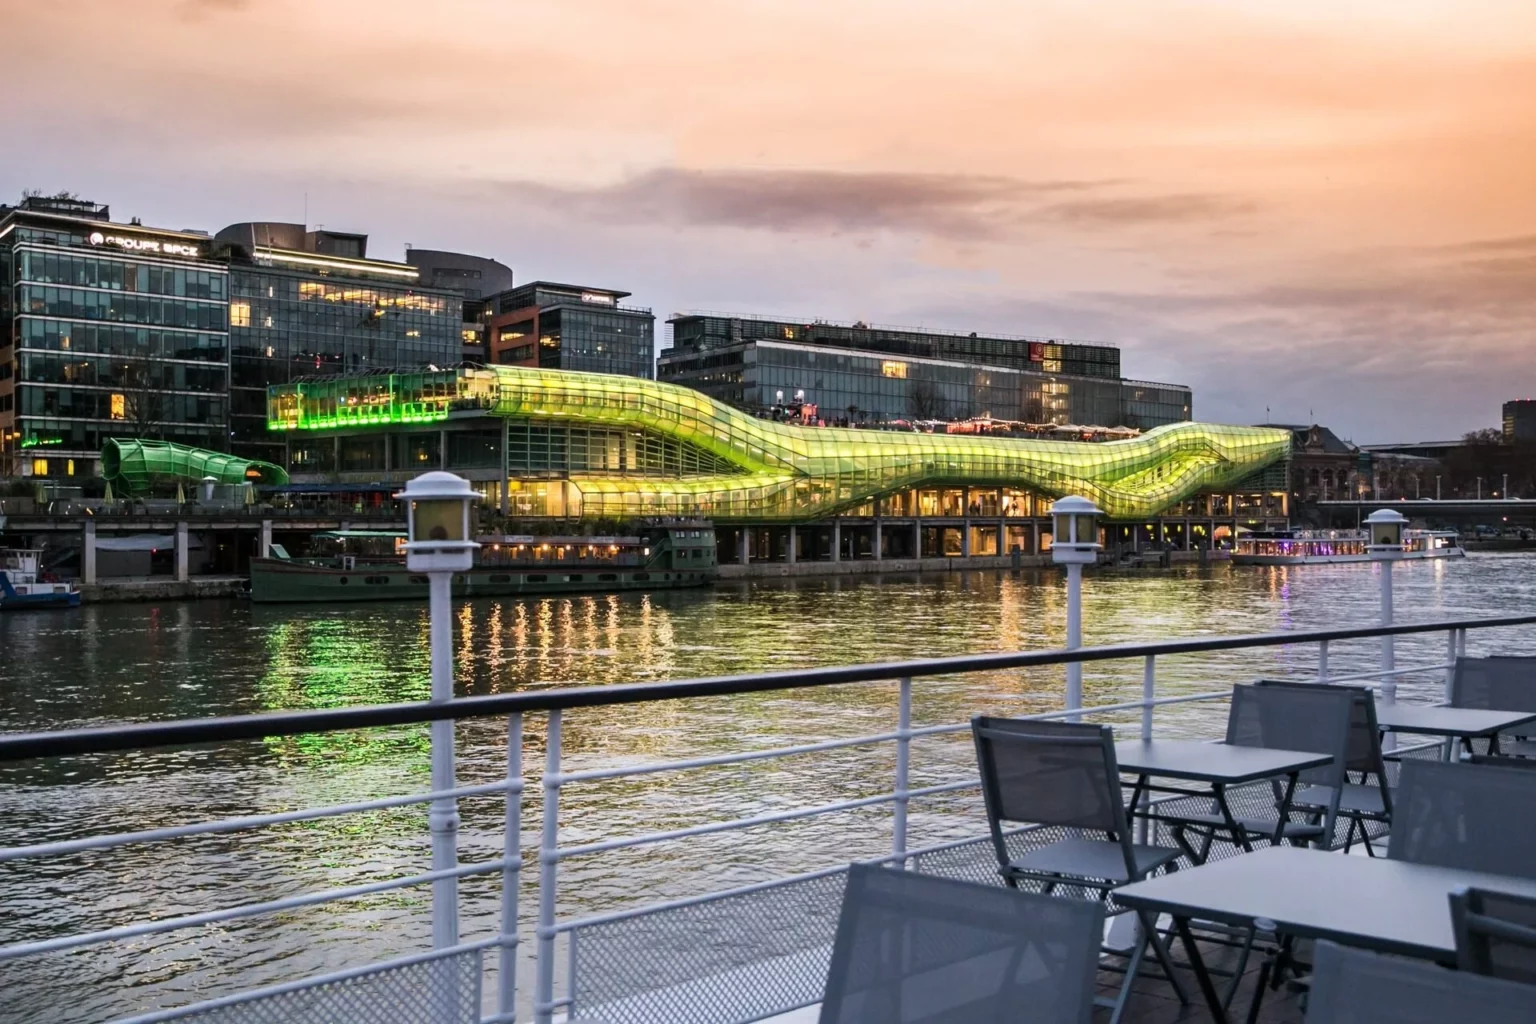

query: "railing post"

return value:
[1065, 561, 1084, 721]
[1444, 630, 1459, 703]
[892, 677, 912, 863]
[1317, 640, 1329, 683]
[498, 713, 524, 1021]
[534, 710, 562, 1024]
[428, 572, 460, 949]
[1137, 656, 1155, 846]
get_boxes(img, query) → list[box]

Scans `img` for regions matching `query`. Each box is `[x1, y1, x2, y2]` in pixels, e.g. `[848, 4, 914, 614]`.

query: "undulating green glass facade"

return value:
[267, 366, 1290, 521]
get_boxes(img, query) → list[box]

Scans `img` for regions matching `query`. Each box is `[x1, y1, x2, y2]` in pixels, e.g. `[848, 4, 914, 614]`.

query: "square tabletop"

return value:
[1113, 739, 1332, 785]
[1114, 845, 1536, 961]
[1373, 702, 1536, 738]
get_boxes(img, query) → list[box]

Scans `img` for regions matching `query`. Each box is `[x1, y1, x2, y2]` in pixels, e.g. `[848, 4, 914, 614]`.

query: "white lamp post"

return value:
[1051, 496, 1102, 721]
[397, 471, 480, 948]
[1365, 508, 1407, 716]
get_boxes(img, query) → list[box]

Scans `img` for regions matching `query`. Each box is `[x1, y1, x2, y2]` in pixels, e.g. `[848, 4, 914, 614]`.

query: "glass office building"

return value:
[488, 282, 654, 379]
[0, 195, 229, 479]
[660, 332, 1191, 429]
[217, 226, 462, 464]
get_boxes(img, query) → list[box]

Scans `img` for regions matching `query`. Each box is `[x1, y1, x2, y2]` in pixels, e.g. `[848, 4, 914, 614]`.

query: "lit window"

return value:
[32, 459, 47, 476]
[110, 393, 126, 420]
[230, 302, 251, 327]
[881, 361, 908, 379]
[263, 316, 274, 328]
[782, 326, 795, 340]
[66, 459, 75, 476]
[406, 329, 421, 338]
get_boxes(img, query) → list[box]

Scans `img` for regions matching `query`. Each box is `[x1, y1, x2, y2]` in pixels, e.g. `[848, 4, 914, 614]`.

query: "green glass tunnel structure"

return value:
[268, 366, 1291, 522]
[101, 438, 289, 496]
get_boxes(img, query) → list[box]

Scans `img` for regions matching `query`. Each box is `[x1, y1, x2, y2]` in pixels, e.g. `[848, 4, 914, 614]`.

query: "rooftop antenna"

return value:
[303, 192, 308, 229]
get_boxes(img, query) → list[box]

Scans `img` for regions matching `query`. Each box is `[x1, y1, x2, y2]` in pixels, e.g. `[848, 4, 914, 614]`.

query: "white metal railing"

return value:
[0, 615, 1516, 1024]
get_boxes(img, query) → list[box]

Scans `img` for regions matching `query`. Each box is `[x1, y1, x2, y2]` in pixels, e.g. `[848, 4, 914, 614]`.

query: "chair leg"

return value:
[1103, 925, 1147, 1024]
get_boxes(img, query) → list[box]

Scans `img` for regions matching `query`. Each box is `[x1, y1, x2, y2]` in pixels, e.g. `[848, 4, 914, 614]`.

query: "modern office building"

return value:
[487, 282, 654, 378]
[1504, 400, 1536, 443]
[213, 222, 463, 464]
[657, 313, 1189, 428]
[265, 365, 1291, 562]
[0, 194, 230, 479]
[404, 248, 516, 362]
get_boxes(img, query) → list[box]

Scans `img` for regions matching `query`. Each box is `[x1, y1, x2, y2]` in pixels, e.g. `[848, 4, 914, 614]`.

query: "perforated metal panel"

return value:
[110, 947, 481, 1024]
[568, 871, 847, 1024]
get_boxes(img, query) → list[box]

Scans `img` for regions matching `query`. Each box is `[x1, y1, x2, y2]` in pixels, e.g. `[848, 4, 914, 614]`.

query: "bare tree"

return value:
[121, 362, 164, 440]
[906, 381, 949, 421]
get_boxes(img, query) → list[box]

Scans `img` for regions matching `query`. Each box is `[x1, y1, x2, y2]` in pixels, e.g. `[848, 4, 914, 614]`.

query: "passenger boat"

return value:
[0, 549, 82, 610]
[1232, 528, 1464, 566]
[247, 523, 717, 603]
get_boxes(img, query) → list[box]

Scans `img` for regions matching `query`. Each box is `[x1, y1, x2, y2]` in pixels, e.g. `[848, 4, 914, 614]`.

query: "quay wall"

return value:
[718, 548, 1225, 579]
[80, 576, 247, 603]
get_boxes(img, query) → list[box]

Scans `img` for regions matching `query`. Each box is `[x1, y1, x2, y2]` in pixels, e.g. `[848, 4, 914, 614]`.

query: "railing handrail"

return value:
[2, 612, 1528, 762]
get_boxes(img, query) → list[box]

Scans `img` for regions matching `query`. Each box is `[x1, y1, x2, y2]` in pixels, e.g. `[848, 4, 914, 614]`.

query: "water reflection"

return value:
[2, 556, 1535, 1023]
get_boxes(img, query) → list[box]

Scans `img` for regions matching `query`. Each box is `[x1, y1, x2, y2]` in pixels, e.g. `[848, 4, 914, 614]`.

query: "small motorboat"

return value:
[0, 549, 82, 610]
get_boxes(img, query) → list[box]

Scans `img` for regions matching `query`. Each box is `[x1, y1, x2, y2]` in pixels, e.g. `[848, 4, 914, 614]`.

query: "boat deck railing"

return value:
[3, 612, 1535, 1023]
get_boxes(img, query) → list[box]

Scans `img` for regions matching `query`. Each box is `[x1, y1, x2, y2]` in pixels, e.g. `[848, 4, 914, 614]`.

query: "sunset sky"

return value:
[6, 0, 1536, 441]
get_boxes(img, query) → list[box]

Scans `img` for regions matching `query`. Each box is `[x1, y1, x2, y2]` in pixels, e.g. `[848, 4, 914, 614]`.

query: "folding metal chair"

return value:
[1451, 886, 1536, 986]
[1306, 940, 1530, 1023]
[1450, 656, 1536, 757]
[971, 716, 1190, 1024]
[818, 863, 1105, 1024]
[1256, 679, 1392, 854]
[1389, 759, 1536, 877]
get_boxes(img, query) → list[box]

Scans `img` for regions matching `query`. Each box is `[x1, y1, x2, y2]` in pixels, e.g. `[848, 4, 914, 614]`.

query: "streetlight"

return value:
[1051, 496, 1102, 721]
[397, 470, 480, 948]
[1365, 509, 1407, 724]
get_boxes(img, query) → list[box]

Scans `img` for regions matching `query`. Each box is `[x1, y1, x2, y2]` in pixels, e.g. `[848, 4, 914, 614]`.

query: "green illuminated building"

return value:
[267, 365, 1289, 524]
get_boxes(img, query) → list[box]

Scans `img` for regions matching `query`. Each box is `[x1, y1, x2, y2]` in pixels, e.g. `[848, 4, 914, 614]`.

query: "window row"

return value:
[17, 418, 226, 454]
[19, 353, 228, 393]
[19, 287, 228, 331]
[16, 386, 228, 424]
[17, 317, 228, 362]
[18, 251, 227, 299]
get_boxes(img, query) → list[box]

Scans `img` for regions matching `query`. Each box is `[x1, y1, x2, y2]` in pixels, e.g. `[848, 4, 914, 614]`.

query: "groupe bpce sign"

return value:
[88, 231, 203, 259]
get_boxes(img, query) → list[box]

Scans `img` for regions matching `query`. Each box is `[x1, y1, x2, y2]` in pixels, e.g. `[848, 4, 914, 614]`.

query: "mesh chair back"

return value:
[1468, 754, 1536, 770]
[1451, 886, 1536, 986]
[819, 863, 1105, 1024]
[1255, 680, 1386, 777]
[971, 718, 1129, 835]
[1451, 656, 1536, 713]
[1225, 684, 1353, 788]
[1388, 760, 1536, 877]
[1306, 941, 1530, 1024]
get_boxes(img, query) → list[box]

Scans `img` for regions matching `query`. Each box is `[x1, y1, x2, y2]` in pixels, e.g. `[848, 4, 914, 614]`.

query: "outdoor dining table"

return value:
[1114, 845, 1536, 1024]
[1114, 740, 1333, 864]
[1373, 701, 1536, 758]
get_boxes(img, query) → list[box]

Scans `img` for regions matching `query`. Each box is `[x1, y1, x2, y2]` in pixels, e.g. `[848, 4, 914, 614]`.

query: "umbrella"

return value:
[243, 482, 255, 506]
[34, 481, 46, 504]
[175, 482, 186, 505]
[102, 480, 114, 503]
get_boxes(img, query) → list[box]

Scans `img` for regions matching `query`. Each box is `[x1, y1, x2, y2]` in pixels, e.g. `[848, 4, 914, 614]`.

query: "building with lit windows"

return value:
[487, 282, 654, 378]
[403, 248, 516, 362]
[266, 364, 1291, 565]
[0, 194, 230, 480]
[213, 222, 463, 465]
[658, 313, 1190, 428]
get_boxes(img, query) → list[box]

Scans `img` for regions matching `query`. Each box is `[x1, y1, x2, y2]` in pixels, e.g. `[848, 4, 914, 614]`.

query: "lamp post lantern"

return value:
[1051, 496, 1102, 721]
[1365, 509, 1407, 725]
[397, 471, 480, 948]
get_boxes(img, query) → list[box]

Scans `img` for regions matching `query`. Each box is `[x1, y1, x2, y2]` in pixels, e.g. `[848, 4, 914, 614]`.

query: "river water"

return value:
[2, 555, 1534, 1022]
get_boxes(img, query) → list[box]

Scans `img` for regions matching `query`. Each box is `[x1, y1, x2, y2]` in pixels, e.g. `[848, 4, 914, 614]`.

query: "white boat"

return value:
[0, 549, 82, 610]
[1232, 529, 1464, 566]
